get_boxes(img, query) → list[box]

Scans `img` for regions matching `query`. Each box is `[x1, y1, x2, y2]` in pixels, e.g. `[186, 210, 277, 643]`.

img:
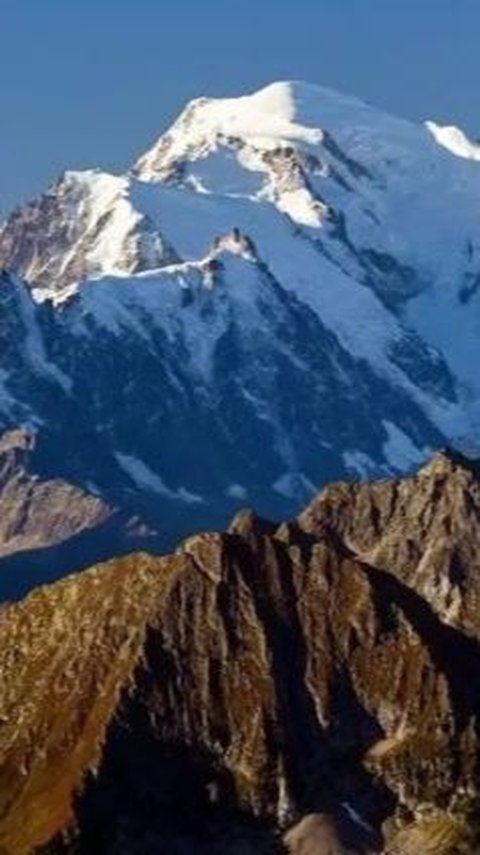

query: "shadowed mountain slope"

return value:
[0, 428, 154, 600]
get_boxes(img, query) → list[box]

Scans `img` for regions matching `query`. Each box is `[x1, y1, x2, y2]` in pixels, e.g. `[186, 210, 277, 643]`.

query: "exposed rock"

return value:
[284, 814, 350, 854]
[299, 450, 480, 637]
[0, 171, 179, 294]
[0, 428, 154, 600]
[0, 454, 479, 852]
[0, 428, 110, 558]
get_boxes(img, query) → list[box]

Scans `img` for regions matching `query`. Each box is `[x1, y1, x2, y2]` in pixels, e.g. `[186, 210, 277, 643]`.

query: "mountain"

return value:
[0, 453, 479, 853]
[300, 448, 480, 639]
[0, 427, 153, 599]
[1, 81, 480, 540]
[0, 427, 110, 558]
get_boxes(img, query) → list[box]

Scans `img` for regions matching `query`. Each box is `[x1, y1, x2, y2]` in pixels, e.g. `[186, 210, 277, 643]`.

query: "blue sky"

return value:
[1, 0, 479, 216]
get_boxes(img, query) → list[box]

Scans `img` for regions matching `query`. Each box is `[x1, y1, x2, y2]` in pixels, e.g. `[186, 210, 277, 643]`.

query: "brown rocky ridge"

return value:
[0, 451, 480, 853]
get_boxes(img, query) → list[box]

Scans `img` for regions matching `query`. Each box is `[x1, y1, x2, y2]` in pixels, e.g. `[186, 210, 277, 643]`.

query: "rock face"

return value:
[0, 453, 479, 853]
[1, 82, 480, 544]
[299, 449, 480, 639]
[0, 428, 111, 558]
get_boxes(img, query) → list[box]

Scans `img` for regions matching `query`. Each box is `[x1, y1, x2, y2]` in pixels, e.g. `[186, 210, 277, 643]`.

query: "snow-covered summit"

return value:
[130, 79, 480, 290]
[4, 79, 480, 294]
[134, 81, 329, 177]
[4, 78, 480, 301]
[134, 80, 410, 179]
[1, 80, 480, 536]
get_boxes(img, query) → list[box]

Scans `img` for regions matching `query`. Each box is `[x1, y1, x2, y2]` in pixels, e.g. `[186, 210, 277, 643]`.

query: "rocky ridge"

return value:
[0, 451, 479, 853]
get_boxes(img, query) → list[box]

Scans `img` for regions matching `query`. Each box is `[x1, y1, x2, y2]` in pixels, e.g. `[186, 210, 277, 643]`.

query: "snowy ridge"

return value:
[135, 81, 327, 177]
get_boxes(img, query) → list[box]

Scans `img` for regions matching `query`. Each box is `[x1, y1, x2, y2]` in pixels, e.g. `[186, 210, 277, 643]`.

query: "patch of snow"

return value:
[340, 802, 373, 833]
[270, 186, 326, 227]
[177, 486, 204, 504]
[226, 484, 247, 500]
[32, 282, 79, 307]
[115, 452, 202, 503]
[181, 148, 263, 197]
[76, 172, 143, 276]
[0, 369, 17, 417]
[273, 472, 316, 500]
[343, 450, 377, 478]
[12, 275, 72, 393]
[26, 169, 173, 300]
[116, 452, 174, 497]
[382, 421, 429, 470]
[426, 121, 480, 162]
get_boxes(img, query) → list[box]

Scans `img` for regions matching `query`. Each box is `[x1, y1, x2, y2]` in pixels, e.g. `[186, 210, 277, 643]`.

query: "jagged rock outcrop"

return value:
[0, 454, 479, 853]
[0, 171, 179, 294]
[299, 449, 480, 639]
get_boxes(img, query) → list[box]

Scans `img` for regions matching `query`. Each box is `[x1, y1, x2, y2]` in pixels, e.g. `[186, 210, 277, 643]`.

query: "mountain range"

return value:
[1, 81, 480, 550]
[2, 81, 480, 853]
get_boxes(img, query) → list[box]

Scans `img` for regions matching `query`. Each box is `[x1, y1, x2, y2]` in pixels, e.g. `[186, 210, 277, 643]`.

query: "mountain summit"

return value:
[1, 82, 480, 539]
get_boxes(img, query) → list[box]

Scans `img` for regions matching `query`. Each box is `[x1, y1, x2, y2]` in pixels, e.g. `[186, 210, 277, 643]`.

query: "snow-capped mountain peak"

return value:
[6, 79, 480, 299]
[2, 81, 480, 538]
[133, 81, 345, 227]
[134, 81, 328, 178]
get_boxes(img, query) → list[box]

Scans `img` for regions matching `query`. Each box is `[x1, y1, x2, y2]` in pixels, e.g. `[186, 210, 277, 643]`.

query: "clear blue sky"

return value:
[1, 0, 480, 217]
